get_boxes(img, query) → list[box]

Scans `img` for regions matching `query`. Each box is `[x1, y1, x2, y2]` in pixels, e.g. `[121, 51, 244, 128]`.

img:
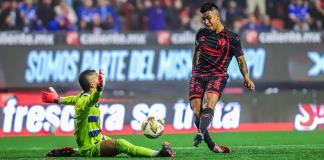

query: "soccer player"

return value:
[41, 69, 175, 157]
[190, 2, 255, 153]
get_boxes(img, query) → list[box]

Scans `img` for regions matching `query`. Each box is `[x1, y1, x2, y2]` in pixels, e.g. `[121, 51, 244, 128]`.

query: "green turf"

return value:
[1, 131, 324, 159]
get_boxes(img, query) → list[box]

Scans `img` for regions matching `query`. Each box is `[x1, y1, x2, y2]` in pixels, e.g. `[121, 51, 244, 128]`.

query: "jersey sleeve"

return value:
[60, 96, 77, 105]
[87, 91, 102, 106]
[230, 33, 244, 57]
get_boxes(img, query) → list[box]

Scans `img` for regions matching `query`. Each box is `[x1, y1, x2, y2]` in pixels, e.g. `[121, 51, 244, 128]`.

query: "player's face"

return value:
[87, 73, 98, 90]
[201, 10, 220, 31]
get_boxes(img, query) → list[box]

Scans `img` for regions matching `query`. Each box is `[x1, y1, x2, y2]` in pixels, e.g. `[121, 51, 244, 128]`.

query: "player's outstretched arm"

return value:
[60, 96, 77, 105]
[236, 55, 255, 91]
[88, 68, 106, 106]
[41, 87, 77, 105]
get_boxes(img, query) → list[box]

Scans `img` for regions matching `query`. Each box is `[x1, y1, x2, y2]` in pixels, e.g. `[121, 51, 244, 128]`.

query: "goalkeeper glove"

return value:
[97, 68, 106, 92]
[42, 87, 60, 104]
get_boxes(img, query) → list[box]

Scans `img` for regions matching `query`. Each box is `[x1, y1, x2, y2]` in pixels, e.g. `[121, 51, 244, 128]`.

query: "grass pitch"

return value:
[1, 131, 324, 159]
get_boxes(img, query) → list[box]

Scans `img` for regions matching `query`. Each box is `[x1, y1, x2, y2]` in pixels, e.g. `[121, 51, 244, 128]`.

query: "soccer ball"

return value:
[141, 116, 164, 139]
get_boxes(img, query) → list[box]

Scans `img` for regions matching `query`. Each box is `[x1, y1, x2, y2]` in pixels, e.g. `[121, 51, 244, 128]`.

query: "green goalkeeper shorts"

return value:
[79, 135, 112, 157]
[79, 142, 101, 157]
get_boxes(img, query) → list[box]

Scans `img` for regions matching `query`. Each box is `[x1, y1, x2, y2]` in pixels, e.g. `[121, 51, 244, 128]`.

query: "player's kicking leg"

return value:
[198, 93, 231, 153]
[100, 139, 175, 157]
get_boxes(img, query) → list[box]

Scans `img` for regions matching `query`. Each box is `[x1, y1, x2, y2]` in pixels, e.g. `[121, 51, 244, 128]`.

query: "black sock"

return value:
[199, 108, 214, 134]
[203, 132, 216, 150]
[199, 108, 216, 150]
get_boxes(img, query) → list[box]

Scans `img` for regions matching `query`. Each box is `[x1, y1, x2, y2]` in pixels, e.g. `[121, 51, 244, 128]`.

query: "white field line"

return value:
[173, 144, 324, 150]
[3, 144, 324, 151]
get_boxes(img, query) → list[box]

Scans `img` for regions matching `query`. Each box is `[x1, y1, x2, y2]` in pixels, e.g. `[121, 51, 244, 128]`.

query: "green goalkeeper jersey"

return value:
[60, 90, 107, 148]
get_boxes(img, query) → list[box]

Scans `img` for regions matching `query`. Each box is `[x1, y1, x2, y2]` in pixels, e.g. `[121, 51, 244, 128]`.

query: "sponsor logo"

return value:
[218, 38, 226, 46]
[307, 52, 324, 76]
[170, 31, 195, 45]
[235, 36, 240, 41]
[2, 97, 75, 133]
[0, 97, 241, 136]
[0, 32, 54, 46]
[24, 49, 192, 83]
[200, 36, 206, 42]
[258, 32, 321, 44]
[294, 104, 324, 131]
[157, 31, 170, 45]
[79, 33, 147, 45]
[66, 32, 79, 45]
[245, 31, 258, 44]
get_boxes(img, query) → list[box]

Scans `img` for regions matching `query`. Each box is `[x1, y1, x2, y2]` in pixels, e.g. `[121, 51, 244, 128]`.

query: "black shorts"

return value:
[189, 75, 228, 100]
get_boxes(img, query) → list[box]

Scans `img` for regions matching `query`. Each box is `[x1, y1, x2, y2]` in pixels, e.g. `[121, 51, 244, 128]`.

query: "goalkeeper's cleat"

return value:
[46, 146, 76, 157]
[193, 133, 204, 147]
[158, 141, 175, 157]
[213, 145, 231, 153]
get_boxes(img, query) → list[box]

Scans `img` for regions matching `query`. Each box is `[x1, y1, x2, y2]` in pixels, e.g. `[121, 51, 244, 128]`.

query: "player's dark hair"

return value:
[79, 69, 96, 92]
[200, 2, 219, 13]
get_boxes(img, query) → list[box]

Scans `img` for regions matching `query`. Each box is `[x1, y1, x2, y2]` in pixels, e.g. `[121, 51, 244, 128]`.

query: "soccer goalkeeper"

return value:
[41, 69, 175, 157]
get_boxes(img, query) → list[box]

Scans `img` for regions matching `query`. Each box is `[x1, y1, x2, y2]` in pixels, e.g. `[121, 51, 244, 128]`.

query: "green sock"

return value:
[116, 139, 158, 157]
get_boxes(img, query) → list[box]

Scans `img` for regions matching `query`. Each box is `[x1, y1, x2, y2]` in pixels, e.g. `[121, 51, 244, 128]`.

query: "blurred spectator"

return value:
[0, 0, 24, 30]
[91, 13, 104, 32]
[121, 2, 140, 31]
[36, 0, 56, 31]
[18, 0, 37, 32]
[271, 18, 284, 31]
[266, 0, 290, 22]
[1, 0, 11, 13]
[225, 0, 245, 29]
[190, 8, 203, 32]
[72, 0, 83, 12]
[48, 0, 77, 31]
[288, 0, 311, 31]
[120, 1, 142, 31]
[65, 0, 73, 6]
[179, 7, 191, 30]
[247, 0, 266, 16]
[259, 14, 274, 32]
[77, 0, 98, 31]
[55, 0, 77, 26]
[233, 19, 243, 33]
[144, 0, 165, 31]
[97, 0, 122, 31]
[164, 0, 181, 30]
[214, 0, 227, 21]
[314, 0, 324, 29]
[241, 14, 262, 32]
[0, 0, 323, 32]
[49, 15, 74, 31]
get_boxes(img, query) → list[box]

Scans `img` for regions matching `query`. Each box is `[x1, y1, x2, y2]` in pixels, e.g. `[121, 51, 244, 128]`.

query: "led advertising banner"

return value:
[0, 31, 324, 89]
[0, 43, 324, 89]
[1, 90, 323, 137]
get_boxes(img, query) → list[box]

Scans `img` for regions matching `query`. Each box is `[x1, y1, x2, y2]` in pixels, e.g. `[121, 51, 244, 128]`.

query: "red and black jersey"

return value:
[193, 27, 243, 77]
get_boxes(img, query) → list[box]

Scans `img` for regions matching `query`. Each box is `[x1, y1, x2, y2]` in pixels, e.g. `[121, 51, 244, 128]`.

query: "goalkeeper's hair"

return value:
[79, 69, 96, 92]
